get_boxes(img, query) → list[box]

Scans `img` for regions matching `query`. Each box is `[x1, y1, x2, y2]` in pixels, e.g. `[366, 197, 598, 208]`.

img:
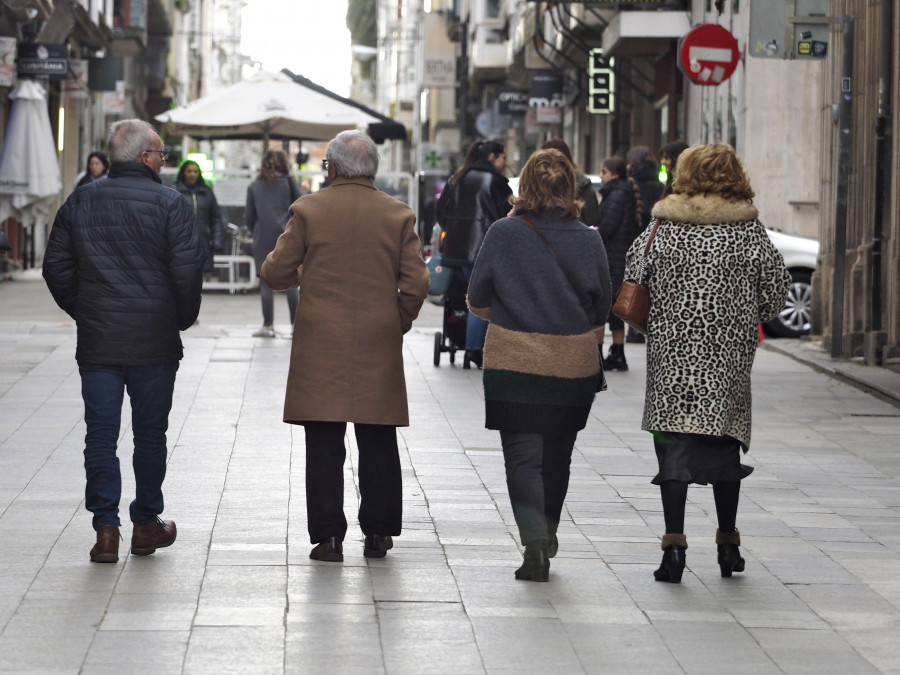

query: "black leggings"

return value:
[660, 480, 740, 534]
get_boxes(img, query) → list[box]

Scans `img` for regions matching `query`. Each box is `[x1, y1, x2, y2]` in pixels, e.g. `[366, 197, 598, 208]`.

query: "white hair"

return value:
[108, 119, 157, 163]
[326, 130, 379, 178]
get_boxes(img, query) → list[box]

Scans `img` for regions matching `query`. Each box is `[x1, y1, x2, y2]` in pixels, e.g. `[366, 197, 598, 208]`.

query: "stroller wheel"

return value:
[463, 352, 471, 369]
[433, 332, 442, 366]
[449, 348, 456, 365]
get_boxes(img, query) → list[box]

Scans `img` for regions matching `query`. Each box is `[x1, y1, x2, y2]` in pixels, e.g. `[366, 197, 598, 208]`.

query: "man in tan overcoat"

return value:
[261, 130, 429, 562]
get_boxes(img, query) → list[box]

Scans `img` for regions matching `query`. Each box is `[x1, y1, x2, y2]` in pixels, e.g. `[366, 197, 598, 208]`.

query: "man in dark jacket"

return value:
[43, 119, 204, 564]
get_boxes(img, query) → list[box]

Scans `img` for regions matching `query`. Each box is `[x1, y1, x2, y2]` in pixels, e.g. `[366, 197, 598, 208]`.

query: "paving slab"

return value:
[2, 278, 900, 673]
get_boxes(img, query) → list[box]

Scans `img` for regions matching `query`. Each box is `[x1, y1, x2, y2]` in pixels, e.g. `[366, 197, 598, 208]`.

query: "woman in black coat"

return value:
[174, 160, 225, 274]
[436, 140, 512, 365]
[596, 156, 642, 372]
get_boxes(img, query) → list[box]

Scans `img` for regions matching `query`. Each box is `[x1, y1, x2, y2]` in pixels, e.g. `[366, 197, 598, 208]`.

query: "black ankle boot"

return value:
[603, 343, 628, 371]
[548, 532, 558, 558]
[515, 540, 550, 582]
[716, 529, 745, 577]
[654, 533, 687, 583]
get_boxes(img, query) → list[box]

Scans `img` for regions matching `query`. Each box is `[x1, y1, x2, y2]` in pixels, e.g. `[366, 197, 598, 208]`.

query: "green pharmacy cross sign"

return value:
[425, 150, 443, 169]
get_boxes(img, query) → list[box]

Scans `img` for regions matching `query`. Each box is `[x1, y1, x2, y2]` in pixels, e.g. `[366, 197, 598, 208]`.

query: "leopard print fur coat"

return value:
[624, 193, 792, 449]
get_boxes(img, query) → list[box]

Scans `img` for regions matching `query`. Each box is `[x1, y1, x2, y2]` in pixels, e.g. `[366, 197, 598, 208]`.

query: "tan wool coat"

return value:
[261, 176, 430, 427]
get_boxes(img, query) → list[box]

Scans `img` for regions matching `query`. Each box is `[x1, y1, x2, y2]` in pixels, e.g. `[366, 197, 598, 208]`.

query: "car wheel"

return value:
[765, 270, 812, 338]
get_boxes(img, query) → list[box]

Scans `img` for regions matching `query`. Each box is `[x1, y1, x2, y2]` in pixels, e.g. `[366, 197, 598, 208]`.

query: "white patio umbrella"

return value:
[0, 79, 63, 229]
[155, 70, 400, 143]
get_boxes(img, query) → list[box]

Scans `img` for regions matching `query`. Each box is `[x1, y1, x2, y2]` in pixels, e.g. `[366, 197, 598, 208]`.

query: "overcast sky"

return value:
[240, 0, 352, 96]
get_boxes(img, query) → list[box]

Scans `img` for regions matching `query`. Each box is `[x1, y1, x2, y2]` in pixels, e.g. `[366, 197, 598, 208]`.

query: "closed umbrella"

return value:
[0, 79, 62, 229]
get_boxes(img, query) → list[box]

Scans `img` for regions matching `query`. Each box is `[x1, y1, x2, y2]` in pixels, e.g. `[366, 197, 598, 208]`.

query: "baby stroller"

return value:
[433, 266, 477, 368]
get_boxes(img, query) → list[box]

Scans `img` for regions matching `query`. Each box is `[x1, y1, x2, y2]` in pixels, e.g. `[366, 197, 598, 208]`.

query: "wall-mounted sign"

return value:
[525, 0, 684, 5]
[17, 43, 68, 79]
[498, 88, 528, 116]
[588, 49, 615, 114]
[529, 73, 563, 124]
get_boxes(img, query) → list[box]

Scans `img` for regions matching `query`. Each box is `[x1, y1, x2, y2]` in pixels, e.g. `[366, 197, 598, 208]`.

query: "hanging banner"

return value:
[61, 59, 89, 98]
[102, 81, 127, 115]
[529, 72, 563, 124]
[422, 13, 456, 88]
[0, 37, 16, 87]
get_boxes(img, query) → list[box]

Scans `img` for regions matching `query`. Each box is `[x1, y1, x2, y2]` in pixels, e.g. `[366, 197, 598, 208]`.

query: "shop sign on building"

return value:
[529, 72, 563, 124]
[16, 43, 68, 79]
[498, 88, 528, 116]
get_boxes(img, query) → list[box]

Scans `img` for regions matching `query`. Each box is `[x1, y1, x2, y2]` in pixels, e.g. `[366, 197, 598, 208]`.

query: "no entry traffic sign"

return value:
[678, 24, 740, 86]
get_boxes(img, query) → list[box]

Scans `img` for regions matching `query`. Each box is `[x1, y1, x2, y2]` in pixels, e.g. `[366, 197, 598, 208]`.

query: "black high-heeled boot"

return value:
[654, 533, 687, 583]
[515, 540, 550, 582]
[716, 528, 745, 577]
[548, 532, 558, 558]
[602, 343, 628, 371]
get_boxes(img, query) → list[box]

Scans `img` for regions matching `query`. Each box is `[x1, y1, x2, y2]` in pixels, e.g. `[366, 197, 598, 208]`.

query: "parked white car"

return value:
[506, 176, 819, 338]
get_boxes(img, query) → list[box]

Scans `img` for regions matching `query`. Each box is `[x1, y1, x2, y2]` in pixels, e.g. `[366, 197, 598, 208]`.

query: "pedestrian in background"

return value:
[175, 159, 225, 275]
[436, 139, 512, 367]
[596, 156, 642, 372]
[43, 119, 204, 563]
[245, 149, 300, 337]
[625, 145, 665, 344]
[467, 148, 611, 582]
[73, 151, 109, 191]
[540, 138, 600, 228]
[627, 142, 790, 583]
[261, 130, 429, 563]
[659, 140, 689, 198]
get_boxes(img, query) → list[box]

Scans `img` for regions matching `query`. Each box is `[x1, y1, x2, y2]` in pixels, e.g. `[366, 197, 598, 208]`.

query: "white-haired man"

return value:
[44, 119, 204, 563]
[262, 130, 429, 562]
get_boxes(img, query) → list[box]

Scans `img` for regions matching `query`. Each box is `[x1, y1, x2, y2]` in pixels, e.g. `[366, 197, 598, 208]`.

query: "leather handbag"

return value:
[611, 218, 660, 335]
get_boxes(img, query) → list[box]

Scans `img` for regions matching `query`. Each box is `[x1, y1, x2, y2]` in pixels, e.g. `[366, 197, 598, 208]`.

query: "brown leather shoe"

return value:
[309, 537, 343, 562]
[363, 534, 393, 558]
[90, 526, 120, 563]
[131, 518, 177, 556]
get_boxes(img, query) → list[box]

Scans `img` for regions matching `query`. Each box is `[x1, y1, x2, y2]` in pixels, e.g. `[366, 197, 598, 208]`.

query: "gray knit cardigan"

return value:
[467, 209, 612, 433]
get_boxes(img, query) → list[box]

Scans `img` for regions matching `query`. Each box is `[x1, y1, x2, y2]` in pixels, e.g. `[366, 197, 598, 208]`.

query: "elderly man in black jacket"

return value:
[43, 119, 204, 563]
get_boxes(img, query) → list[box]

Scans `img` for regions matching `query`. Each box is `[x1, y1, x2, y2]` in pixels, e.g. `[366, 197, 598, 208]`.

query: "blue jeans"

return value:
[466, 313, 489, 351]
[79, 362, 179, 530]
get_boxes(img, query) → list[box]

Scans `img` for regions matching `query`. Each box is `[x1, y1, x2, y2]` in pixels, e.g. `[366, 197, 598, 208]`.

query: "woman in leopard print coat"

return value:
[624, 142, 791, 584]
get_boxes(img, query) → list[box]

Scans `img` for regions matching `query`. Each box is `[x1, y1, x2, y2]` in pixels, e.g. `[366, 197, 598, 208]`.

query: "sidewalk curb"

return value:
[761, 339, 900, 409]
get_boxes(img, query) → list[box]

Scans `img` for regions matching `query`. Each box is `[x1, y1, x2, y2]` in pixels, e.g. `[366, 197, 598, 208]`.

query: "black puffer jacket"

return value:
[437, 159, 512, 266]
[174, 181, 225, 268]
[597, 177, 639, 283]
[43, 162, 204, 365]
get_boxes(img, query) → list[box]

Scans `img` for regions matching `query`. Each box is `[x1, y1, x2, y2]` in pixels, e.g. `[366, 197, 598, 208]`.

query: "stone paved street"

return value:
[1, 276, 900, 674]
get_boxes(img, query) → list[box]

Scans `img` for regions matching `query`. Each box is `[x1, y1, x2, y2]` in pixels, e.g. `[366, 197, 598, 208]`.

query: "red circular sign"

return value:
[679, 24, 740, 86]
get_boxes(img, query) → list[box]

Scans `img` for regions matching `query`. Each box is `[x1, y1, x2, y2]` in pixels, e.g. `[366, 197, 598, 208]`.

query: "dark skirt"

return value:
[651, 431, 753, 486]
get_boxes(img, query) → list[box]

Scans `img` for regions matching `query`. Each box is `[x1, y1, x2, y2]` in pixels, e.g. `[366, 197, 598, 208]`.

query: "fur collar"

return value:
[651, 193, 758, 224]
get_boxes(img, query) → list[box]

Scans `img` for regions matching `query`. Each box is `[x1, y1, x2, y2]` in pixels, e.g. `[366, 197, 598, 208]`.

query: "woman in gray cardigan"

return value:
[468, 149, 611, 581]
[245, 150, 301, 337]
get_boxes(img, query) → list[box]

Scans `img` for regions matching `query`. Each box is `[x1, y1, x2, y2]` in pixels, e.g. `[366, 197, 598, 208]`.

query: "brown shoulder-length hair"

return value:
[510, 149, 582, 218]
[673, 142, 755, 202]
[257, 149, 291, 183]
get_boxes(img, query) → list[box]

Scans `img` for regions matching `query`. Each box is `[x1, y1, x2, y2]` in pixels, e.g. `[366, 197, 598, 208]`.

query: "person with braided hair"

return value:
[596, 156, 642, 371]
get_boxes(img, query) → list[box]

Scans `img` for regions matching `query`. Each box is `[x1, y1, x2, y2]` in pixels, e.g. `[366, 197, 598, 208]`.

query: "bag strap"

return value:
[642, 218, 660, 255]
[520, 214, 588, 312]
[633, 217, 660, 282]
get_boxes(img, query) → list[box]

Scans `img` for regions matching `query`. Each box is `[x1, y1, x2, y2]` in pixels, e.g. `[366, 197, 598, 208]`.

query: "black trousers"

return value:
[304, 421, 402, 544]
[499, 430, 578, 546]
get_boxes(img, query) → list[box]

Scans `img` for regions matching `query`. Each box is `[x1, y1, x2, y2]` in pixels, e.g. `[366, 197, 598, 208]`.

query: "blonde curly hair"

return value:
[510, 149, 583, 218]
[673, 142, 754, 202]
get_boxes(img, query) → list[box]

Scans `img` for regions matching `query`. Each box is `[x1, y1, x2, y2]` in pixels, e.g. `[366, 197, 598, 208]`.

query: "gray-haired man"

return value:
[44, 119, 204, 562]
